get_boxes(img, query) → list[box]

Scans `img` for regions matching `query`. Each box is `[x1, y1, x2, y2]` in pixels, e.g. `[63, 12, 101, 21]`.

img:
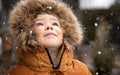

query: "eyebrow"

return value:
[34, 19, 43, 22]
[51, 18, 60, 23]
[34, 17, 59, 22]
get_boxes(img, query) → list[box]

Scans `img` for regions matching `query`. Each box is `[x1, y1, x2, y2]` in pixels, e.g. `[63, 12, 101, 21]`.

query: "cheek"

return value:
[34, 27, 43, 38]
[59, 31, 64, 45]
[34, 29, 45, 45]
[61, 31, 63, 37]
[60, 28, 64, 36]
[58, 29, 64, 40]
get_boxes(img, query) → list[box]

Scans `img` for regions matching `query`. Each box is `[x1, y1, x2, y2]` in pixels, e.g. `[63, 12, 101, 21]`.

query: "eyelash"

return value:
[34, 21, 60, 27]
[35, 22, 43, 26]
[52, 22, 60, 26]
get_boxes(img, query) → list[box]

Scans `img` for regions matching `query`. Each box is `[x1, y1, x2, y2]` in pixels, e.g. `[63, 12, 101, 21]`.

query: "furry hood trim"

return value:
[8, 0, 83, 47]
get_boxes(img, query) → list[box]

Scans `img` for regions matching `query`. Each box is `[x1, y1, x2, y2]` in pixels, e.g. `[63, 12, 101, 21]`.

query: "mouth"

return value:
[44, 32, 57, 37]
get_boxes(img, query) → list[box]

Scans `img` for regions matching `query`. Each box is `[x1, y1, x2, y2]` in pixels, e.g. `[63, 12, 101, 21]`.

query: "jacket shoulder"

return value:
[4, 64, 34, 75]
[72, 59, 92, 75]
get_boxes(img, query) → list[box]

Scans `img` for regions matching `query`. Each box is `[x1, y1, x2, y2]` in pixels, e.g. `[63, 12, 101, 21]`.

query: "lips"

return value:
[44, 32, 57, 37]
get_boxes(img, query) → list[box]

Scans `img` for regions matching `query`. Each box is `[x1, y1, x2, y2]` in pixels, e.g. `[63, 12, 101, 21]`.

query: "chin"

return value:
[45, 42, 62, 48]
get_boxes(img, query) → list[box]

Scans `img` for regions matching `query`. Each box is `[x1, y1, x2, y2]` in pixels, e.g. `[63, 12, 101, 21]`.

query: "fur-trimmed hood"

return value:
[8, 0, 83, 47]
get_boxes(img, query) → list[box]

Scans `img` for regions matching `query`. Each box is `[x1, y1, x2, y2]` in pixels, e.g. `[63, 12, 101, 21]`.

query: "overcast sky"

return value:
[79, 0, 116, 9]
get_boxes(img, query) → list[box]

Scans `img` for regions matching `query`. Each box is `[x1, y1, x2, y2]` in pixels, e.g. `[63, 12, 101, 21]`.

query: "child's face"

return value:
[33, 14, 63, 49]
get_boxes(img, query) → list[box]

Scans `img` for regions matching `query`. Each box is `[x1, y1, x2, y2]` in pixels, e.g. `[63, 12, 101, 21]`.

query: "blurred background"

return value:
[0, 0, 120, 75]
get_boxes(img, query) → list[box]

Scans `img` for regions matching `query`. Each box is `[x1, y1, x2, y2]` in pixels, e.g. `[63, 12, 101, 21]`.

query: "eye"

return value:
[52, 22, 60, 27]
[34, 21, 44, 26]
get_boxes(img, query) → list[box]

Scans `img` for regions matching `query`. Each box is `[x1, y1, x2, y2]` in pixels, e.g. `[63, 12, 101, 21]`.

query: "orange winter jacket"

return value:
[5, 45, 92, 75]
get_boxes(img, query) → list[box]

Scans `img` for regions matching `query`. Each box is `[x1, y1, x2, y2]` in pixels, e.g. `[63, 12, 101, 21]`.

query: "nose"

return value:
[45, 24, 53, 30]
[46, 27, 53, 30]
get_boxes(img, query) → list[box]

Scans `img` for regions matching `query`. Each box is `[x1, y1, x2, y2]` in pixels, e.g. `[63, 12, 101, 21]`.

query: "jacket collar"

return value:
[22, 44, 73, 72]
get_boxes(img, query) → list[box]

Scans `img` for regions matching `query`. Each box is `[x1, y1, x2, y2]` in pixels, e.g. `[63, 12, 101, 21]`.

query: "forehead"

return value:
[34, 14, 59, 22]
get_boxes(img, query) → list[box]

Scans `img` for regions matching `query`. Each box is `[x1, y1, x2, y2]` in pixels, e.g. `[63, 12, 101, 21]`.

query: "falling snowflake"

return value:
[117, 26, 120, 29]
[15, 46, 18, 49]
[89, 45, 92, 48]
[97, 51, 102, 55]
[47, 6, 52, 9]
[3, 22, 6, 25]
[84, 54, 88, 57]
[95, 22, 98, 27]
[70, 6, 73, 9]
[84, 27, 87, 30]
[96, 72, 99, 75]
[111, 47, 114, 50]
[105, 39, 108, 42]
[110, 13, 113, 16]
[20, 29, 23, 32]
[30, 30, 33, 33]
